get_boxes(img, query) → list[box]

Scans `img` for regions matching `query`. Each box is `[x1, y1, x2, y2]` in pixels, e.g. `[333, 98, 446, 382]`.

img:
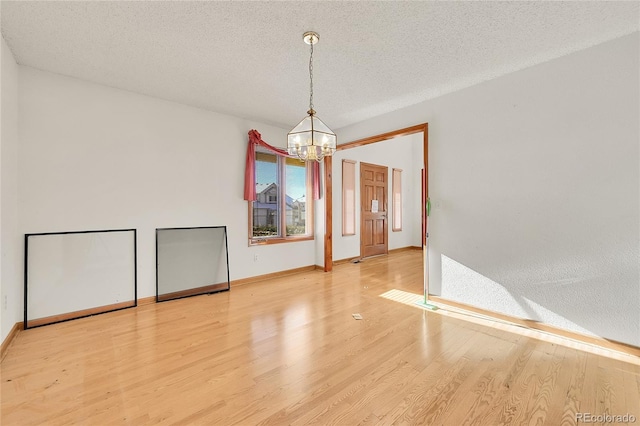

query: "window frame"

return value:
[248, 153, 314, 246]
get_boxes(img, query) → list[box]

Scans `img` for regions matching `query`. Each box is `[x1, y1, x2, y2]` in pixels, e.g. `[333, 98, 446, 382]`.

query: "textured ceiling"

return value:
[1, 1, 638, 130]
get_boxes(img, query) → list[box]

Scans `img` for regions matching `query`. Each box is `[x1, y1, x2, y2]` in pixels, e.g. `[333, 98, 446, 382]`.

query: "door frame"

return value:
[323, 123, 428, 272]
[359, 161, 389, 259]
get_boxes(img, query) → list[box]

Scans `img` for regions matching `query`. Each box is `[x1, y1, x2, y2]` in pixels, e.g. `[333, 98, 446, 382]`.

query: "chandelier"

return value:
[287, 31, 337, 162]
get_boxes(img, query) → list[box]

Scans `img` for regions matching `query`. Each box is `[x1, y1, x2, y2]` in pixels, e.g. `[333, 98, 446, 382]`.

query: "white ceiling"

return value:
[1, 1, 638, 130]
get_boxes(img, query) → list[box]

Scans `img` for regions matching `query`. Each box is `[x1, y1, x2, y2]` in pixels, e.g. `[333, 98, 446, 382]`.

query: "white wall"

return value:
[1, 36, 21, 342]
[337, 33, 640, 346]
[18, 67, 317, 304]
[332, 134, 423, 261]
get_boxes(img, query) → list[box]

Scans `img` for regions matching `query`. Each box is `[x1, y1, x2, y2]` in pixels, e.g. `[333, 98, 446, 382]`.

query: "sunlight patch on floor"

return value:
[379, 288, 423, 306]
[379, 288, 640, 366]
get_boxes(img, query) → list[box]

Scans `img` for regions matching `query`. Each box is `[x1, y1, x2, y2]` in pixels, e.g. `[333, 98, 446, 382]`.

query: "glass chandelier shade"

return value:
[287, 109, 337, 162]
[287, 31, 337, 162]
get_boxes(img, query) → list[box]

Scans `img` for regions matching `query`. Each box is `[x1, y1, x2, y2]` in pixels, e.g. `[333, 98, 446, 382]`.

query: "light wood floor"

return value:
[2, 251, 639, 425]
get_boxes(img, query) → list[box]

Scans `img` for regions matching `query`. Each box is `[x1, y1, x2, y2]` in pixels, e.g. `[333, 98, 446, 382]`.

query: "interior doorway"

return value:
[360, 162, 388, 258]
[323, 123, 428, 277]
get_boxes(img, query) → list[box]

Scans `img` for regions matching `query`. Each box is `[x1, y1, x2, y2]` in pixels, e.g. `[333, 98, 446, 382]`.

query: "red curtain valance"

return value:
[244, 129, 320, 201]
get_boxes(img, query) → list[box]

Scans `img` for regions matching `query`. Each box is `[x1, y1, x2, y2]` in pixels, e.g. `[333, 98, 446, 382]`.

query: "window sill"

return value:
[249, 235, 314, 246]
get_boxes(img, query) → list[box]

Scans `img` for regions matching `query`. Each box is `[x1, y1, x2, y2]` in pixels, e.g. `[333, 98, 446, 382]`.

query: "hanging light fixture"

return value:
[287, 31, 337, 162]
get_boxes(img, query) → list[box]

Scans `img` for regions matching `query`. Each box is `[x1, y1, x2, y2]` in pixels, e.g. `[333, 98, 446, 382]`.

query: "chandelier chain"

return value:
[287, 31, 335, 163]
[309, 39, 314, 111]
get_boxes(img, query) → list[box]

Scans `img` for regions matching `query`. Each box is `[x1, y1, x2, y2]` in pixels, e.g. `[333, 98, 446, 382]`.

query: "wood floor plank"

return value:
[2, 250, 639, 425]
[333, 322, 471, 425]
[536, 343, 570, 425]
[375, 329, 488, 425]
[482, 346, 545, 425]
[431, 335, 522, 426]
[520, 342, 565, 425]
[457, 338, 538, 426]
[597, 354, 624, 419]
[579, 353, 600, 418]
[367, 323, 480, 423]
[623, 365, 640, 421]
[560, 349, 589, 425]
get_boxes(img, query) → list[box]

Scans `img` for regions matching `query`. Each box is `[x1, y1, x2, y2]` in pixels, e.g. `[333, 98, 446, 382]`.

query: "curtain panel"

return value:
[244, 129, 320, 201]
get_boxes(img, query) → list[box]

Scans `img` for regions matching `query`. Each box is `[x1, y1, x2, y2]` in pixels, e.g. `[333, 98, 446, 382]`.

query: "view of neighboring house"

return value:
[253, 183, 305, 228]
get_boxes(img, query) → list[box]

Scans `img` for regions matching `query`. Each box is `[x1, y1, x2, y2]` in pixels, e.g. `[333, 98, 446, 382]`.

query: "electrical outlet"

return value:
[3, 295, 7, 310]
[254, 254, 259, 262]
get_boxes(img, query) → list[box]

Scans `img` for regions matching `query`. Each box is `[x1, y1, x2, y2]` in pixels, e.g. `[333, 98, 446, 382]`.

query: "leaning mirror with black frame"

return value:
[155, 226, 230, 302]
[24, 228, 137, 329]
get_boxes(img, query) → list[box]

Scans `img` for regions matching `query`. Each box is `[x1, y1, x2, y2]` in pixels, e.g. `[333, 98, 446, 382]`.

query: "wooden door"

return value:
[360, 162, 388, 258]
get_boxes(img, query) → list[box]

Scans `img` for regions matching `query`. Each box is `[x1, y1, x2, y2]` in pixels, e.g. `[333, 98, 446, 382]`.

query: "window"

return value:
[392, 168, 402, 231]
[250, 151, 313, 244]
[342, 159, 356, 236]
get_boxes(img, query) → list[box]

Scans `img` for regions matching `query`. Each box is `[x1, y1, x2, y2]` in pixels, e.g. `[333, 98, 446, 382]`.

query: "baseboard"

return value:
[388, 246, 422, 254]
[333, 257, 359, 266]
[231, 265, 318, 287]
[138, 296, 156, 305]
[428, 295, 640, 358]
[1, 321, 23, 362]
[157, 282, 229, 302]
[334, 246, 422, 266]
